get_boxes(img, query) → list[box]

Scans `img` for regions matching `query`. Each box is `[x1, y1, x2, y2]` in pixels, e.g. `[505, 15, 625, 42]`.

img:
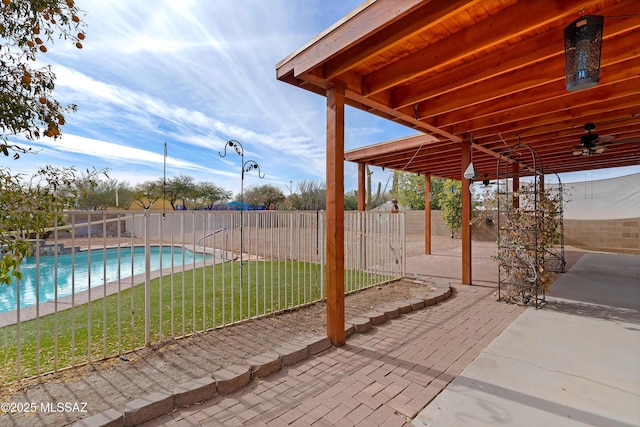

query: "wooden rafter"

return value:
[277, 0, 640, 181]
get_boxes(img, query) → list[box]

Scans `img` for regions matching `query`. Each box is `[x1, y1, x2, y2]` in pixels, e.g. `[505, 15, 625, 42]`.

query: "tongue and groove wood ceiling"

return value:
[276, 0, 640, 180]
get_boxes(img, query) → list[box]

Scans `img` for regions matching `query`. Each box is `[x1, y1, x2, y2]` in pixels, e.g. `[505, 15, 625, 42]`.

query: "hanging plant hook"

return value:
[242, 160, 265, 179]
[219, 139, 244, 158]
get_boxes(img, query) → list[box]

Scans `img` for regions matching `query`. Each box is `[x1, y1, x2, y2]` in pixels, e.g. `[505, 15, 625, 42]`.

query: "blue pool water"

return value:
[0, 246, 209, 314]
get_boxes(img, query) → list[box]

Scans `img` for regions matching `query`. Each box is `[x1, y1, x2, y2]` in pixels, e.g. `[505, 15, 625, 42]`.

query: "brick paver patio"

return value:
[144, 282, 524, 426]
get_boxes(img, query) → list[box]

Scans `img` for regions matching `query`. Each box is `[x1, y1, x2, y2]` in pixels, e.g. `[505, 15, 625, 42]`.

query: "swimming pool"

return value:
[0, 246, 209, 314]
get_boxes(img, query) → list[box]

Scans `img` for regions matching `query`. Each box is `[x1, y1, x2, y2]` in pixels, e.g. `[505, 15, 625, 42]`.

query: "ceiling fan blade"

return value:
[607, 138, 640, 145]
[594, 135, 615, 143]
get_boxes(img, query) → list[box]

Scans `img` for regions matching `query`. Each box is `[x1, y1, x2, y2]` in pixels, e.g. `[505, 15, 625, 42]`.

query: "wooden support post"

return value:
[326, 81, 346, 346]
[424, 173, 431, 255]
[358, 163, 367, 271]
[357, 163, 366, 211]
[461, 143, 472, 285]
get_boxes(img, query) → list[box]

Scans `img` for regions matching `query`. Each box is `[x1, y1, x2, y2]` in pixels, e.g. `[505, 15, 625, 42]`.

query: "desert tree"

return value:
[133, 180, 162, 210]
[197, 181, 231, 209]
[1, 0, 90, 285]
[0, 166, 102, 285]
[1, 0, 86, 153]
[296, 179, 326, 210]
[165, 174, 195, 209]
[241, 184, 285, 209]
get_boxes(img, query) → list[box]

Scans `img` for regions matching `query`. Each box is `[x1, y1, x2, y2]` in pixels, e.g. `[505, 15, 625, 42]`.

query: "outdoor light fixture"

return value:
[564, 14, 604, 92]
[464, 136, 479, 180]
[463, 162, 479, 180]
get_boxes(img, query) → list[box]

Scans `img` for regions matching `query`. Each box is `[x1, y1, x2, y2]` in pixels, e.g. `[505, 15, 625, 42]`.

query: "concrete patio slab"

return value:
[414, 252, 640, 427]
[547, 252, 640, 310]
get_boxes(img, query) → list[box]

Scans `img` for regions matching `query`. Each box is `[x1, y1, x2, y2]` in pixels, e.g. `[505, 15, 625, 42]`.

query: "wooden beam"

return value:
[326, 81, 346, 346]
[461, 142, 472, 285]
[324, 0, 481, 80]
[344, 133, 439, 161]
[362, 0, 605, 95]
[346, 89, 463, 143]
[415, 45, 640, 122]
[473, 91, 640, 145]
[393, 27, 562, 109]
[392, 4, 639, 109]
[346, 138, 455, 167]
[283, 0, 425, 79]
[431, 61, 640, 130]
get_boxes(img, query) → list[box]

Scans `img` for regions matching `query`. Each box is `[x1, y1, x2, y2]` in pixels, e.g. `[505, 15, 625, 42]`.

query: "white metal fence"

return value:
[0, 210, 404, 383]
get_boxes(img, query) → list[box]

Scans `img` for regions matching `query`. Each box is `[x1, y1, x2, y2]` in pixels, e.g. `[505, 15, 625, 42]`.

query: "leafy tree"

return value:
[165, 174, 195, 210]
[240, 184, 285, 209]
[1, 1, 89, 286]
[197, 181, 231, 209]
[440, 179, 462, 237]
[1, 0, 86, 153]
[133, 180, 162, 209]
[74, 173, 119, 210]
[278, 193, 300, 211]
[429, 176, 445, 210]
[124, 175, 232, 210]
[0, 166, 102, 285]
[395, 171, 425, 210]
[344, 190, 358, 211]
[114, 181, 135, 210]
[73, 176, 136, 210]
[394, 171, 446, 210]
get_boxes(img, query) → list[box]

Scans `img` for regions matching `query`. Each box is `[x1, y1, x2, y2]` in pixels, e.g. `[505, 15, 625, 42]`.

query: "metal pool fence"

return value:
[0, 210, 404, 382]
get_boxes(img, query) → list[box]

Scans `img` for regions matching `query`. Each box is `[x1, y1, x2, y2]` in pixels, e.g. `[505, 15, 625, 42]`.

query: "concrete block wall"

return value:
[404, 210, 640, 253]
[404, 210, 498, 242]
[404, 210, 450, 237]
[564, 218, 639, 253]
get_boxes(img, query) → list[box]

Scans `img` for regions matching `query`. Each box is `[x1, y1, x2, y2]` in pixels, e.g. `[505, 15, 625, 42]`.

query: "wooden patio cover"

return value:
[276, 0, 640, 345]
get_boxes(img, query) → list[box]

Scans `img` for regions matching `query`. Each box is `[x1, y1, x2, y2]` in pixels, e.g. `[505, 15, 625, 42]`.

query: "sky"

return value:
[4, 0, 638, 198]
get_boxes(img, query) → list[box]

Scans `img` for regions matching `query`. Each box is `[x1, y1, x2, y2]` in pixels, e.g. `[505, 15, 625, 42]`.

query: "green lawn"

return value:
[0, 260, 387, 383]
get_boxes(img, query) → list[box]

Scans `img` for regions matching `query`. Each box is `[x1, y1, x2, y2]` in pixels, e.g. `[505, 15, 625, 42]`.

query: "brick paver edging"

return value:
[71, 283, 453, 427]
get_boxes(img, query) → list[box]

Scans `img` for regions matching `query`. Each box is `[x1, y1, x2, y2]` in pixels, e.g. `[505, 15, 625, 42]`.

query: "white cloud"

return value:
[34, 133, 225, 174]
[14, 0, 523, 196]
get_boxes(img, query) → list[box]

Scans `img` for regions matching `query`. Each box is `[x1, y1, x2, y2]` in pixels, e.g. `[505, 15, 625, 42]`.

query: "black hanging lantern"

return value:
[564, 15, 604, 92]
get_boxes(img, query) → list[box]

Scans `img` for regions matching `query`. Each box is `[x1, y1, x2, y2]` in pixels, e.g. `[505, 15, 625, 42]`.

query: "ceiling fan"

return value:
[572, 122, 640, 156]
[572, 123, 613, 156]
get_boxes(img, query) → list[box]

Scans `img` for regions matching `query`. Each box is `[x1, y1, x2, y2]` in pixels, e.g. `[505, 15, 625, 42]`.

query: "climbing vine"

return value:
[494, 182, 565, 304]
